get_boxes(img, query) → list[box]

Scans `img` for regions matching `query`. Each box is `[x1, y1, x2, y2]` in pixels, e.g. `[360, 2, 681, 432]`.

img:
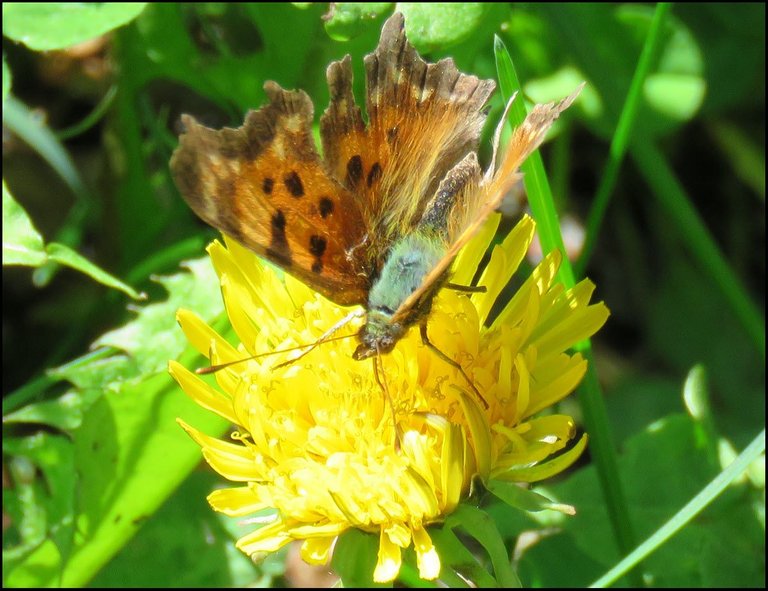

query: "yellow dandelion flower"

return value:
[170, 213, 609, 583]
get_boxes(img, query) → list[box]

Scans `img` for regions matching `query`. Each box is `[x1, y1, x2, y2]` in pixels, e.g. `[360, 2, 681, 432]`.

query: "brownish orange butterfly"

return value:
[171, 12, 580, 388]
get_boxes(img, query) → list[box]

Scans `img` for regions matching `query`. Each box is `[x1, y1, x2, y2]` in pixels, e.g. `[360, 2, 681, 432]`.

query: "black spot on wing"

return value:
[272, 209, 287, 233]
[262, 177, 274, 195]
[284, 171, 304, 197]
[346, 155, 363, 186]
[309, 235, 327, 257]
[367, 162, 382, 188]
[309, 235, 327, 274]
[319, 196, 334, 218]
[268, 209, 291, 266]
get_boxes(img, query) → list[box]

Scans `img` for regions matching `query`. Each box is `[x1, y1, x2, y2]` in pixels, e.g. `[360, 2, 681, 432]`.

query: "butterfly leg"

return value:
[272, 309, 364, 370]
[372, 356, 402, 449]
[419, 324, 489, 408]
[445, 282, 487, 294]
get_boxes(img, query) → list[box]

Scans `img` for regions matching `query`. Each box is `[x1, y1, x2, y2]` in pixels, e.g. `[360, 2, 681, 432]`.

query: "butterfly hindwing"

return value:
[391, 87, 584, 324]
[171, 82, 371, 306]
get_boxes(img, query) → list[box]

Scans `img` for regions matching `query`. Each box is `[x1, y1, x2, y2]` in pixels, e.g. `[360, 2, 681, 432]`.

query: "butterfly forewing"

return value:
[171, 11, 583, 371]
[171, 82, 371, 306]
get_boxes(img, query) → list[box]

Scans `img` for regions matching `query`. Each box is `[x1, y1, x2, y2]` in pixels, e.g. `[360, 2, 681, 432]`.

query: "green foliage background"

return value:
[2, 2, 764, 587]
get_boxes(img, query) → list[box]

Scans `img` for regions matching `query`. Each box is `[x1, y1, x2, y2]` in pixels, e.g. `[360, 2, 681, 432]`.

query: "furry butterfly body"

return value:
[171, 13, 579, 364]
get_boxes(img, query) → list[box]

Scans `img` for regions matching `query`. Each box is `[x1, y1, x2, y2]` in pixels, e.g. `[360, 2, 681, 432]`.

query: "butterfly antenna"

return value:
[197, 310, 363, 375]
[271, 309, 364, 370]
[195, 332, 357, 375]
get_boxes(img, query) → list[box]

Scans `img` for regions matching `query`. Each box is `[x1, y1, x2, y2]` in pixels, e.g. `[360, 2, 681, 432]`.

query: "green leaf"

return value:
[3, 390, 100, 431]
[643, 233, 765, 417]
[4, 370, 230, 587]
[397, 3, 489, 52]
[46, 242, 143, 300]
[485, 480, 574, 515]
[2, 2, 148, 51]
[523, 415, 765, 587]
[527, 3, 705, 138]
[603, 375, 684, 445]
[91, 471, 272, 587]
[674, 3, 765, 113]
[3, 456, 48, 569]
[592, 428, 766, 587]
[48, 353, 138, 392]
[332, 529, 384, 587]
[430, 525, 498, 587]
[2, 54, 10, 105]
[4, 256, 229, 585]
[3, 95, 100, 288]
[2, 128, 139, 298]
[516, 528, 606, 587]
[4, 432, 78, 571]
[39, 256, 220, 394]
[2, 180, 46, 266]
[445, 504, 521, 587]
[324, 3, 393, 42]
[643, 71, 705, 121]
[617, 5, 705, 124]
[3, 96, 89, 201]
[92, 257, 222, 377]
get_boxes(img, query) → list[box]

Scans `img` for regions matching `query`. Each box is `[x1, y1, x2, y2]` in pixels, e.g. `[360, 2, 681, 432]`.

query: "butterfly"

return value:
[170, 12, 580, 382]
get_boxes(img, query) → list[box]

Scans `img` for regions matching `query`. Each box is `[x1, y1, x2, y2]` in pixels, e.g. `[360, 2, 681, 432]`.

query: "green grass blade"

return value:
[576, 2, 673, 276]
[56, 85, 117, 140]
[591, 428, 766, 587]
[3, 95, 93, 285]
[494, 35, 638, 566]
[631, 140, 766, 358]
[3, 96, 89, 200]
[493, 35, 575, 288]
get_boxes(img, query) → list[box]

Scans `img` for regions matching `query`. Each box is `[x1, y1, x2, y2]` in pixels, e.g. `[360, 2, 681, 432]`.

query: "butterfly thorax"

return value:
[353, 232, 448, 360]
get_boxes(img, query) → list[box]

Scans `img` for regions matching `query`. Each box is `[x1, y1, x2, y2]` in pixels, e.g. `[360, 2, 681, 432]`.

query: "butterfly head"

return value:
[353, 310, 405, 360]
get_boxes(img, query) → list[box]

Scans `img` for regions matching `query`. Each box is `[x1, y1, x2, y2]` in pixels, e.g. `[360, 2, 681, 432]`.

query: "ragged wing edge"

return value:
[390, 84, 584, 325]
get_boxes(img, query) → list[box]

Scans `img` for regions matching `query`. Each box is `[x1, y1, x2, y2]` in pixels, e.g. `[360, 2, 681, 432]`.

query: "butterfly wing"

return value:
[319, 13, 496, 254]
[390, 86, 583, 324]
[171, 82, 371, 306]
